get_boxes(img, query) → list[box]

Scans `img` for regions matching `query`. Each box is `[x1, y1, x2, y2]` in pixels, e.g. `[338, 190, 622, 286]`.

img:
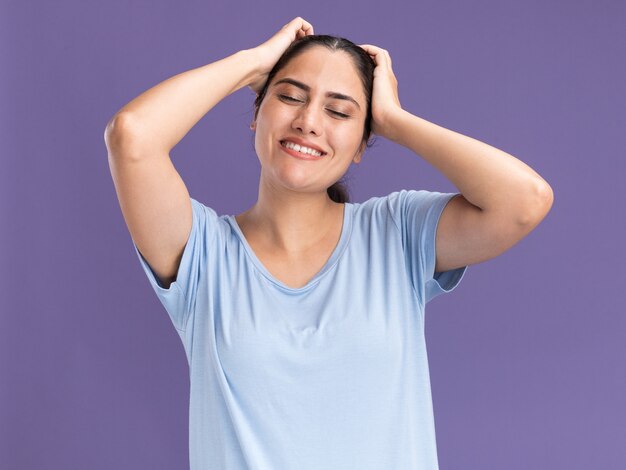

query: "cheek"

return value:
[253, 121, 278, 162]
[340, 126, 365, 150]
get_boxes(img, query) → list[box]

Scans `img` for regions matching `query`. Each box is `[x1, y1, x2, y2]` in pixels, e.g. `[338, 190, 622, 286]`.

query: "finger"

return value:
[291, 16, 314, 35]
[300, 19, 314, 35]
[301, 24, 314, 36]
[359, 44, 383, 53]
[359, 44, 384, 60]
[359, 44, 389, 67]
[358, 44, 377, 61]
[384, 49, 392, 67]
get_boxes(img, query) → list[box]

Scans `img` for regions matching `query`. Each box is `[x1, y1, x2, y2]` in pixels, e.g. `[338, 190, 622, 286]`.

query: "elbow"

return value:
[104, 113, 138, 145]
[104, 113, 145, 159]
[518, 182, 554, 226]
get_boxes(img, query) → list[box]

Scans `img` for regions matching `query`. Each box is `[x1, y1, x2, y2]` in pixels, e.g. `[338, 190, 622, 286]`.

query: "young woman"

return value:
[105, 17, 552, 470]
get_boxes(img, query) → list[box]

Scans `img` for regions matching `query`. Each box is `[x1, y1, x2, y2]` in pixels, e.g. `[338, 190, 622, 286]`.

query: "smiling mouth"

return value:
[279, 140, 327, 157]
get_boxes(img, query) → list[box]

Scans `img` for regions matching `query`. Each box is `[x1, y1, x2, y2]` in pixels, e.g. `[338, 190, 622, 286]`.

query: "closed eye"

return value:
[278, 94, 350, 119]
[278, 94, 302, 103]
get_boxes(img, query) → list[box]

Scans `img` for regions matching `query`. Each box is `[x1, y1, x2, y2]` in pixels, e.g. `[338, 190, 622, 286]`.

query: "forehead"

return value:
[272, 47, 364, 104]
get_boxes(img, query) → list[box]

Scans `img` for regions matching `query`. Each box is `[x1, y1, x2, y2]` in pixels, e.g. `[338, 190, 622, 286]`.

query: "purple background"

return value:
[1, 1, 625, 469]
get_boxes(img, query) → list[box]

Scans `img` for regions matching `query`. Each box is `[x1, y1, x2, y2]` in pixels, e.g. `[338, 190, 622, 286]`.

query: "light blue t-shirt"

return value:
[132, 189, 468, 470]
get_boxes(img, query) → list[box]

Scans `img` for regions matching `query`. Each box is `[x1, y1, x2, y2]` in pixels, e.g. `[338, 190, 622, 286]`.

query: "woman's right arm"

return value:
[103, 50, 261, 288]
[103, 17, 314, 289]
[104, 16, 314, 156]
[105, 48, 260, 157]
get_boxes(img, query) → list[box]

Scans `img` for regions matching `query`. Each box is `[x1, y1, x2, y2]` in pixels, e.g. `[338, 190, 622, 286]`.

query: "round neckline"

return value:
[227, 203, 353, 293]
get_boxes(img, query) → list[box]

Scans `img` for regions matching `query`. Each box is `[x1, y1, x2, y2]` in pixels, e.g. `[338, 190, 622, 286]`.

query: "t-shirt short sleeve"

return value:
[131, 197, 217, 331]
[388, 189, 468, 305]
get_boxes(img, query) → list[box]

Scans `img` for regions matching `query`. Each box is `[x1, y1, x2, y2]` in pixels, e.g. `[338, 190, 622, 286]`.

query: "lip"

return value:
[279, 141, 325, 161]
[279, 137, 327, 155]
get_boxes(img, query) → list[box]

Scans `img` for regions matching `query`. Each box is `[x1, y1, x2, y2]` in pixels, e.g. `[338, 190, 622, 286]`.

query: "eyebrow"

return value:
[272, 78, 361, 110]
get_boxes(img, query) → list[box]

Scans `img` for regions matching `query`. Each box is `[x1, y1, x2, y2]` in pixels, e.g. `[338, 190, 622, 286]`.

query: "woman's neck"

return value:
[236, 188, 344, 256]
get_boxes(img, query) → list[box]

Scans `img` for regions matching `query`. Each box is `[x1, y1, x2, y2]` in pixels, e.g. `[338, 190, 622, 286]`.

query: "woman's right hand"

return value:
[247, 17, 315, 94]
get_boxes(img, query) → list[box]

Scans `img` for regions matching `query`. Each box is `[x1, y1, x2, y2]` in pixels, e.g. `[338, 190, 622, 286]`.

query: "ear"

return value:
[250, 120, 256, 131]
[352, 142, 366, 163]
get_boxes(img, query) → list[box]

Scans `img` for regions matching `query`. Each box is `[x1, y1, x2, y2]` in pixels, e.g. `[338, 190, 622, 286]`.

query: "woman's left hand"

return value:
[359, 44, 404, 141]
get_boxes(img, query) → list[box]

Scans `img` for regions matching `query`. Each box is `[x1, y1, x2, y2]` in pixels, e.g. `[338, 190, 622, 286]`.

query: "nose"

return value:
[291, 103, 323, 136]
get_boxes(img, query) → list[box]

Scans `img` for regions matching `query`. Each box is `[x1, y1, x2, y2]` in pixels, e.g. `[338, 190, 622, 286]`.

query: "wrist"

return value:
[381, 108, 408, 143]
[231, 49, 263, 92]
[240, 48, 262, 72]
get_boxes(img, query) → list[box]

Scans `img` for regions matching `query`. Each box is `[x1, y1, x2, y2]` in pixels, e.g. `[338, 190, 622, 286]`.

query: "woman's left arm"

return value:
[360, 44, 553, 272]
[387, 109, 553, 224]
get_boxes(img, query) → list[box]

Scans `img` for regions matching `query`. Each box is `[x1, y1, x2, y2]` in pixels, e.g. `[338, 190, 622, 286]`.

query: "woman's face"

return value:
[252, 46, 367, 197]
